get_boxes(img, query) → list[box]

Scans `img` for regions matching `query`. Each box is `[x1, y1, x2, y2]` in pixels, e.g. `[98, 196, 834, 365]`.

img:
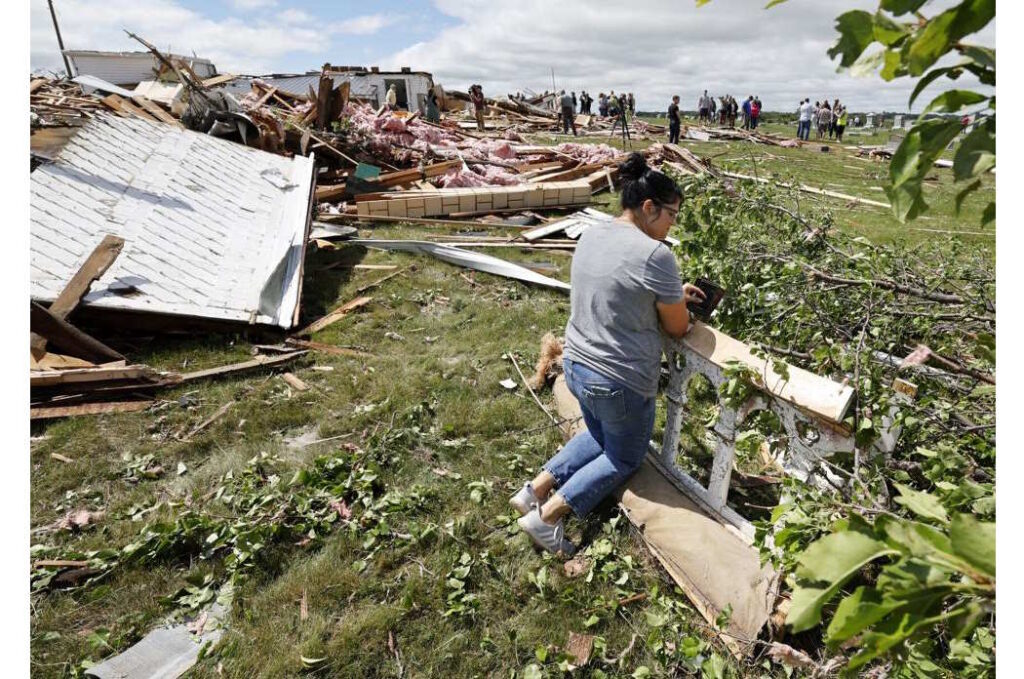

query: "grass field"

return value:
[30, 123, 994, 677]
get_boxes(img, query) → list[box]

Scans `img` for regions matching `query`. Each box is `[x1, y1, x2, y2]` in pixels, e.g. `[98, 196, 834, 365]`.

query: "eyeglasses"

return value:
[659, 205, 680, 219]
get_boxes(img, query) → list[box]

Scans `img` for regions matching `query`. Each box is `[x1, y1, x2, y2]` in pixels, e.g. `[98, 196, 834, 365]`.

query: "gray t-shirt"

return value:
[563, 219, 684, 397]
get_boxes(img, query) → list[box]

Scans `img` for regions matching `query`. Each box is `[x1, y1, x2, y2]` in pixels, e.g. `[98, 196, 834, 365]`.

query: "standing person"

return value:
[798, 98, 812, 140]
[668, 95, 681, 144]
[425, 87, 440, 123]
[385, 83, 398, 109]
[629, 93, 636, 115]
[598, 93, 608, 117]
[812, 101, 820, 137]
[750, 96, 761, 130]
[829, 98, 840, 138]
[560, 90, 577, 136]
[741, 95, 752, 129]
[609, 91, 620, 118]
[698, 90, 709, 125]
[817, 100, 831, 140]
[580, 91, 587, 115]
[572, 91, 578, 112]
[709, 96, 717, 126]
[511, 153, 706, 556]
[835, 105, 848, 142]
[470, 85, 486, 131]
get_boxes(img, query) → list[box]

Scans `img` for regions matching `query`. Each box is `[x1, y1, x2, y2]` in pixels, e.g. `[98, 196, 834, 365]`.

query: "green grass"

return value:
[30, 123, 993, 677]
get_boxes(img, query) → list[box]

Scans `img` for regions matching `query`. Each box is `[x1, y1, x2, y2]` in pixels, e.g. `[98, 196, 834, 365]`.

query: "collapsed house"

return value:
[219, 65, 436, 113]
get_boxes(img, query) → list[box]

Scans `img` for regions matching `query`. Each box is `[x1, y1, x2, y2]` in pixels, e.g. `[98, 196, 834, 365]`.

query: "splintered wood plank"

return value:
[294, 296, 372, 336]
[201, 73, 238, 88]
[30, 400, 152, 420]
[30, 301, 125, 363]
[47, 235, 126, 320]
[284, 337, 372, 358]
[32, 234, 123, 356]
[131, 95, 181, 126]
[281, 372, 309, 391]
[179, 351, 308, 383]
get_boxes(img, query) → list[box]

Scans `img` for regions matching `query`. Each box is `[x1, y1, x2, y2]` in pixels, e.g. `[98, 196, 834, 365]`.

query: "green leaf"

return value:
[825, 585, 945, 644]
[828, 11, 876, 67]
[953, 116, 995, 182]
[921, 89, 988, 114]
[886, 119, 963, 222]
[908, 66, 961, 107]
[906, 0, 995, 76]
[954, 179, 982, 215]
[788, 531, 897, 632]
[880, 0, 928, 15]
[893, 483, 949, 523]
[949, 513, 995, 579]
[958, 44, 996, 70]
[873, 11, 910, 46]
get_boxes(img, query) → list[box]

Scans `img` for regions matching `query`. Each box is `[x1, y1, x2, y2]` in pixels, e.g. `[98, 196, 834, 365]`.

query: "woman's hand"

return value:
[682, 283, 706, 306]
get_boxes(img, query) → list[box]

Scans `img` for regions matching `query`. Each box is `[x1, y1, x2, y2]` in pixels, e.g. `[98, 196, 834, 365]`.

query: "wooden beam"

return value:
[179, 351, 308, 383]
[30, 301, 124, 364]
[32, 235, 125, 357]
[294, 296, 372, 337]
[48, 235, 125, 319]
[31, 400, 152, 420]
[284, 337, 372, 357]
[201, 73, 238, 88]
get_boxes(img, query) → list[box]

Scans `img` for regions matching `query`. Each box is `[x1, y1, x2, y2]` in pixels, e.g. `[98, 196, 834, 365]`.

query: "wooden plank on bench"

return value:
[678, 321, 855, 424]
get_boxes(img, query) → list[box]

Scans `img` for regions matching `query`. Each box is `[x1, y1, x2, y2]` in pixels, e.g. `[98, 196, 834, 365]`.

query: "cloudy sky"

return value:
[31, 0, 994, 112]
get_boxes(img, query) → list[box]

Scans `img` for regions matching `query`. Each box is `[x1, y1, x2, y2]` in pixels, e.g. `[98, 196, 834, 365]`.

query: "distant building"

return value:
[63, 50, 217, 87]
[218, 66, 435, 113]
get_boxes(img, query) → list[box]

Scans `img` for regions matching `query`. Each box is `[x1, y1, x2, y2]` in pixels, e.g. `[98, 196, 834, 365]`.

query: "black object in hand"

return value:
[687, 277, 725, 319]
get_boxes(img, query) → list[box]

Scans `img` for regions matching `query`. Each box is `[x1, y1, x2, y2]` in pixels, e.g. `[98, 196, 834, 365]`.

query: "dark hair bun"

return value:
[619, 152, 648, 181]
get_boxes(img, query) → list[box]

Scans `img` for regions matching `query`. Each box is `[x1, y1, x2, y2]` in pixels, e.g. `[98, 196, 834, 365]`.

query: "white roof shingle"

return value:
[30, 114, 313, 329]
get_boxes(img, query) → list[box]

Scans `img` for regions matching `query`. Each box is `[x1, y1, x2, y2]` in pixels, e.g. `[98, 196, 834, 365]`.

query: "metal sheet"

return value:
[30, 113, 313, 328]
[71, 75, 136, 98]
[350, 239, 571, 292]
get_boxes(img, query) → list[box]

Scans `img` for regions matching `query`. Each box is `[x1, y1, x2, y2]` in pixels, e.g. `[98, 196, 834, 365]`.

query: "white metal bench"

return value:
[653, 321, 906, 542]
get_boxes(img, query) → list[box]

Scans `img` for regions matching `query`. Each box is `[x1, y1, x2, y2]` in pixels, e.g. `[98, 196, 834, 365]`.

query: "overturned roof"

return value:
[31, 114, 314, 329]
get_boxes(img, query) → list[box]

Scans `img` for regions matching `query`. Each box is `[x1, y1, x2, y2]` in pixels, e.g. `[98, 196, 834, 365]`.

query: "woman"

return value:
[510, 153, 706, 556]
[817, 101, 831, 140]
[835, 106, 848, 142]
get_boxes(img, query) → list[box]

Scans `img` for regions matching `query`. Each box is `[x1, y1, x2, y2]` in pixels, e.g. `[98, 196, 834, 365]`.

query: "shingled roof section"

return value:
[30, 113, 314, 329]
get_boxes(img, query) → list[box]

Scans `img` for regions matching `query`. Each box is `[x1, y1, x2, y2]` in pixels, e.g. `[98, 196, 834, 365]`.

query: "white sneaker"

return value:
[517, 508, 576, 556]
[509, 482, 541, 516]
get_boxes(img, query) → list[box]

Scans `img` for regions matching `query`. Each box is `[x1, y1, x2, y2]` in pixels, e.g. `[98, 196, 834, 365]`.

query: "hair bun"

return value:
[618, 152, 648, 181]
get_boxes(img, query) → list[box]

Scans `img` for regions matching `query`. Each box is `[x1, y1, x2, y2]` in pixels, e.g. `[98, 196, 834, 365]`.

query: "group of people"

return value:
[796, 98, 848, 142]
[695, 91, 762, 130]
[556, 90, 637, 135]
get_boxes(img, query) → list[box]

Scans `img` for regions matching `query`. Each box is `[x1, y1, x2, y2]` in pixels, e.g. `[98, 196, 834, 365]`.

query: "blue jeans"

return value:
[798, 119, 810, 140]
[543, 358, 656, 517]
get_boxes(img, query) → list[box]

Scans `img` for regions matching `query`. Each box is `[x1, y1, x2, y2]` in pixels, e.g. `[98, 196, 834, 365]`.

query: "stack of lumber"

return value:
[355, 180, 593, 219]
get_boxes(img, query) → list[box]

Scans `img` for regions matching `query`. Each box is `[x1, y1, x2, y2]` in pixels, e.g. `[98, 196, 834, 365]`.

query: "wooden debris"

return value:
[31, 400, 152, 420]
[31, 301, 124, 364]
[566, 632, 595, 667]
[179, 351, 309, 382]
[284, 338, 372, 358]
[356, 181, 592, 219]
[32, 234, 125, 356]
[50, 453, 75, 463]
[182, 401, 234, 441]
[295, 296, 372, 336]
[281, 373, 310, 391]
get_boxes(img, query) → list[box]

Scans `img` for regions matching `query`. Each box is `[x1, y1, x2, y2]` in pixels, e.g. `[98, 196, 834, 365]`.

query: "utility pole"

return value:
[47, 0, 74, 77]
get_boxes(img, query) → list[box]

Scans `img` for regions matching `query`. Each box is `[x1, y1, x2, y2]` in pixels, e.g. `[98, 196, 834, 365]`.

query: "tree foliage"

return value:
[671, 171, 994, 675]
[826, 0, 995, 225]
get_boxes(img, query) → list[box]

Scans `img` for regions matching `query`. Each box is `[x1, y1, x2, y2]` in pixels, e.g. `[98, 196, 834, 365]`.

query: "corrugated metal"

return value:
[30, 114, 313, 329]
[65, 51, 216, 86]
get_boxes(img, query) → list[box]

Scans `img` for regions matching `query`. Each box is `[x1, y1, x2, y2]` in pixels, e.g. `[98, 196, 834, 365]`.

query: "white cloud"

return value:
[229, 0, 278, 9]
[330, 14, 395, 36]
[30, 0, 326, 74]
[278, 8, 314, 25]
[384, 0, 995, 113]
